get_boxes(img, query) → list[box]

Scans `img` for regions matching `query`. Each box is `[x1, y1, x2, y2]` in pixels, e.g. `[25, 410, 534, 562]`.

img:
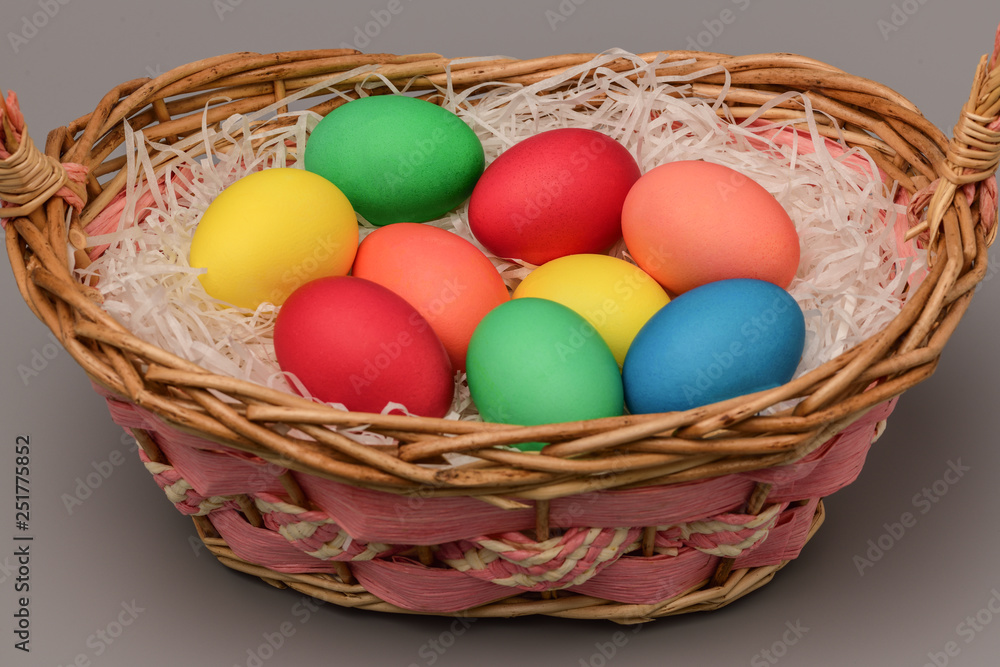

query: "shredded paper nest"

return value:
[76, 50, 926, 435]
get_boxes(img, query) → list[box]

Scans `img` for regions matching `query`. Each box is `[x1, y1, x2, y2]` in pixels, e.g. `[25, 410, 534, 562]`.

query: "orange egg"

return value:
[621, 160, 800, 294]
[352, 223, 510, 371]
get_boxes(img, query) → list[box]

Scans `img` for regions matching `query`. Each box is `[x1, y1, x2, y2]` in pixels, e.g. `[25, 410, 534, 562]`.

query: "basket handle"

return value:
[908, 24, 1000, 248]
[0, 90, 86, 224]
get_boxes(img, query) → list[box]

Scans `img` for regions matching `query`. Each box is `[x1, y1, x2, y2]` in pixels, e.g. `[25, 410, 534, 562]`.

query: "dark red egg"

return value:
[274, 276, 454, 418]
[467, 128, 640, 265]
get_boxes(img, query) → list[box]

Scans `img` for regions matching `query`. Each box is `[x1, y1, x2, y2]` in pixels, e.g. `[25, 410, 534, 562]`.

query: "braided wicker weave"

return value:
[2, 41, 999, 622]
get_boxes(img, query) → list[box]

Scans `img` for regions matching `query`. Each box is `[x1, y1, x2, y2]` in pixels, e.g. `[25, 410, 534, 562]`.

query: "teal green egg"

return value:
[303, 95, 485, 226]
[466, 298, 624, 451]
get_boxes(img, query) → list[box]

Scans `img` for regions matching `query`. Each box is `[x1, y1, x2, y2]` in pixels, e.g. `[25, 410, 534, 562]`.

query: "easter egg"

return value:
[189, 168, 358, 310]
[273, 276, 454, 418]
[621, 160, 801, 294]
[352, 223, 510, 371]
[466, 298, 624, 450]
[467, 128, 641, 265]
[512, 254, 669, 366]
[622, 279, 805, 414]
[304, 95, 485, 226]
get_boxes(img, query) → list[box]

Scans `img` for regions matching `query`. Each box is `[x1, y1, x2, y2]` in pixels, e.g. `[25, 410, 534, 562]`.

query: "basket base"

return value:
[189, 499, 825, 623]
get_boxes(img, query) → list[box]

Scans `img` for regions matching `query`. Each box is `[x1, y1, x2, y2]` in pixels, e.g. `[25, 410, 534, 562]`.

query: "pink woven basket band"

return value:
[100, 379, 894, 538]
[98, 371, 893, 612]
[195, 498, 821, 612]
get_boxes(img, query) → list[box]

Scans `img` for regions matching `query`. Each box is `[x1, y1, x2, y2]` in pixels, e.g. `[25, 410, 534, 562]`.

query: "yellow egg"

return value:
[513, 254, 670, 365]
[189, 168, 358, 309]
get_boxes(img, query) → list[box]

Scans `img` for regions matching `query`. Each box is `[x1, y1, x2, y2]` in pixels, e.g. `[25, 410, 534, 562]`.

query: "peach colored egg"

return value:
[352, 223, 510, 371]
[621, 160, 800, 294]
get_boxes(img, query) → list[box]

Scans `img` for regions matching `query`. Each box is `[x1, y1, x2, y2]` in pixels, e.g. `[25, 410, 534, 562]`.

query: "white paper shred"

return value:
[77, 50, 925, 438]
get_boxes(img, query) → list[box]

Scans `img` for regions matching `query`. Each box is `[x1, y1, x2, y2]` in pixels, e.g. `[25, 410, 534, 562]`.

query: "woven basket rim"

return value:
[3, 46, 999, 501]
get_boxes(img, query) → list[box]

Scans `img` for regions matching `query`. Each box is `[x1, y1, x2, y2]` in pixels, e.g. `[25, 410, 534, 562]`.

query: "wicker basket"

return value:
[2, 41, 999, 623]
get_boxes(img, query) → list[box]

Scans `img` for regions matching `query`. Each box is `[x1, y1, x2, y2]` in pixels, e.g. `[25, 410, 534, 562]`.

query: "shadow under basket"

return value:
[2, 40, 999, 622]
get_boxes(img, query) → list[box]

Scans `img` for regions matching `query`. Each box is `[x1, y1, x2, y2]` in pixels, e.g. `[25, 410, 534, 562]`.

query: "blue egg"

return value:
[622, 279, 805, 414]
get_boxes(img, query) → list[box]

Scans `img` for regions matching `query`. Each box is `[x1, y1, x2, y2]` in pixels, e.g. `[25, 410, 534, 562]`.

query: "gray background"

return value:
[2, 1, 999, 665]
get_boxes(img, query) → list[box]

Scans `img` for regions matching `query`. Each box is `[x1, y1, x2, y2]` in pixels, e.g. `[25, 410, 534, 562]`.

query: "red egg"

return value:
[621, 160, 801, 294]
[273, 276, 454, 417]
[352, 223, 509, 372]
[468, 128, 641, 265]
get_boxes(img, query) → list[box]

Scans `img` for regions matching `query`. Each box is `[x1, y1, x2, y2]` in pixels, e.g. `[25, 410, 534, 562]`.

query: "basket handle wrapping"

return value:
[908, 30, 1000, 249]
[0, 90, 87, 221]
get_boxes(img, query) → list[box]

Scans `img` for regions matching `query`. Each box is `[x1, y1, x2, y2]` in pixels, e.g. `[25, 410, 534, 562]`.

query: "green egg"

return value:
[304, 95, 485, 226]
[466, 298, 625, 451]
